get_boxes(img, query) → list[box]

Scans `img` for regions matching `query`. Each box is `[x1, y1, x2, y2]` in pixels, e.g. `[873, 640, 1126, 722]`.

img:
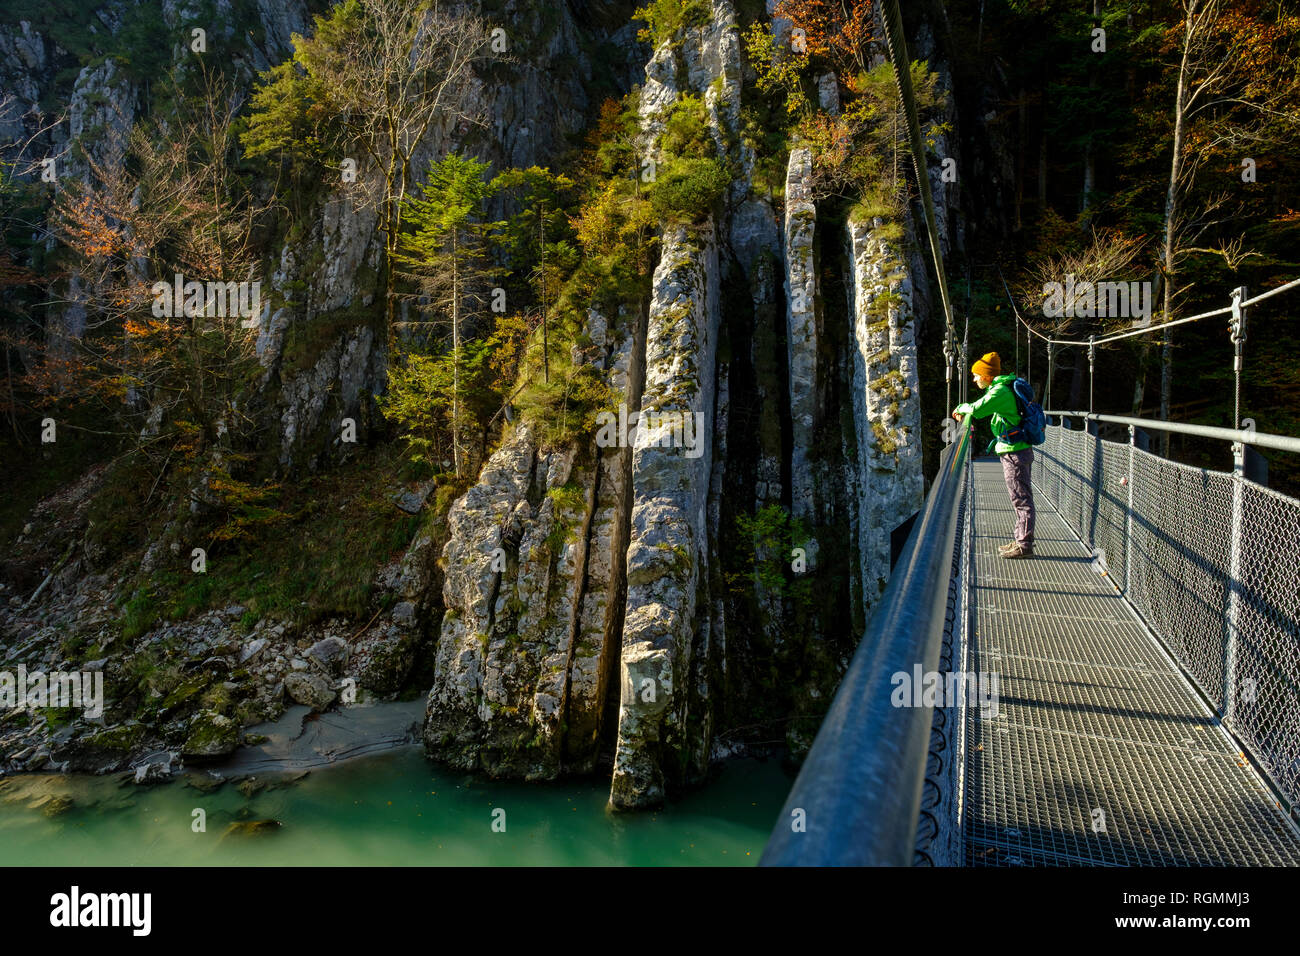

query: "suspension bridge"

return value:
[760, 0, 1300, 866]
[762, 408, 1300, 866]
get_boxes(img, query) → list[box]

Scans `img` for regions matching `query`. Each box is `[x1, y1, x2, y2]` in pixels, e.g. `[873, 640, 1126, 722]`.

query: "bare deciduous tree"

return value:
[300, 0, 494, 344]
[50, 69, 269, 455]
[1154, 0, 1300, 450]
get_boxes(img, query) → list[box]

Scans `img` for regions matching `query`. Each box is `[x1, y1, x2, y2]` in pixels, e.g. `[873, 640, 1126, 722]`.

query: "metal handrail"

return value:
[761, 421, 974, 866]
[1045, 410, 1300, 456]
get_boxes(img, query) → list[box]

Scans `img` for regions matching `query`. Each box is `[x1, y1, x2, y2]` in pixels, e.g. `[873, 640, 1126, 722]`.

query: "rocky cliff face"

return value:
[783, 146, 820, 549]
[420, 0, 949, 809]
[0, 0, 646, 777]
[0, 0, 639, 472]
[258, 3, 642, 472]
[847, 215, 925, 605]
[3, 1, 964, 802]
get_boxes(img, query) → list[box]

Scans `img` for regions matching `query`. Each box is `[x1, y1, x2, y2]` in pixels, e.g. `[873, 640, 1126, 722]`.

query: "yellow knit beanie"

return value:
[972, 352, 1001, 379]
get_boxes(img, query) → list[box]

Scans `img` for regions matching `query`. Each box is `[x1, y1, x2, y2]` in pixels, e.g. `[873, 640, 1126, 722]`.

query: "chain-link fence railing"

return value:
[1036, 419, 1300, 816]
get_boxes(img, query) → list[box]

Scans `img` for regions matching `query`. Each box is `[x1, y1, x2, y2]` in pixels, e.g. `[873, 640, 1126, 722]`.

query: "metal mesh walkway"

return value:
[962, 457, 1300, 866]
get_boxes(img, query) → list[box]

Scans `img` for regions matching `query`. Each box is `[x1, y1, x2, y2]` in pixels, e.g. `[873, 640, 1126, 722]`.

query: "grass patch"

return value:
[543, 482, 588, 554]
[40, 707, 77, 728]
[122, 587, 161, 642]
[118, 444, 427, 631]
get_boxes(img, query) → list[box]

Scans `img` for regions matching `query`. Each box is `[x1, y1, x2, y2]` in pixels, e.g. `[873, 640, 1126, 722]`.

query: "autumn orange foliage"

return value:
[773, 0, 874, 79]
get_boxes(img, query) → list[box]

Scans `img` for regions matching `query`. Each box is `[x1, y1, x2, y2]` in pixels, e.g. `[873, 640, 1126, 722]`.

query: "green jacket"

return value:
[953, 374, 1030, 455]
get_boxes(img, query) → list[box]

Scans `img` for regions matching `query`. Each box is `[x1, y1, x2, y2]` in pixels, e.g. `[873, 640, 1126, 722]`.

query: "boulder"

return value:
[306, 635, 348, 673]
[132, 750, 178, 784]
[284, 672, 337, 710]
[389, 601, 417, 628]
[182, 712, 239, 758]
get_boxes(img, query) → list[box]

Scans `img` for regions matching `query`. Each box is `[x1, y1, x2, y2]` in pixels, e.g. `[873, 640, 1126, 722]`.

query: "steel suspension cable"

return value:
[1014, 291, 1020, 375]
[880, 0, 958, 410]
[1000, 274, 1300, 349]
[997, 267, 1298, 420]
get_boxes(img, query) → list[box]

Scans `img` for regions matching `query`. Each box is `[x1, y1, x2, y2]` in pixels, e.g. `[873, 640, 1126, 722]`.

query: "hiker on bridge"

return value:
[952, 352, 1036, 558]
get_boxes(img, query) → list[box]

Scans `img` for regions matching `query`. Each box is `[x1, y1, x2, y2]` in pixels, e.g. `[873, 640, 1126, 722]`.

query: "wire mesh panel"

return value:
[1038, 425, 1061, 505]
[1035, 421, 1300, 814]
[1050, 421, 1072, 512]
[1092, 439, 1130, 593]
[1038, 422, 1073, 530]
[1127, 451, 1234, 711]
[1051, 425, 1073, 531]
[1054, 426, 1087, 539]
[1080, 428, 1099, 549]
[1233, 481, 1300, 811]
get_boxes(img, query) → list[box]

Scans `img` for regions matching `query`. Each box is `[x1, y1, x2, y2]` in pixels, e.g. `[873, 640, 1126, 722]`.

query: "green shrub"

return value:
[648, 158, 730, 224]
[727, 504, 813, 607]
[660, 94, 712, 160]
[634, 0, 712, 46]
[849, 180, 904, 224]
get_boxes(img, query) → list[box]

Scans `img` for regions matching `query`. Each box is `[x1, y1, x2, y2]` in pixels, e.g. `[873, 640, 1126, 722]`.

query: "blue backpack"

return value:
[996, 377, 1046, 448]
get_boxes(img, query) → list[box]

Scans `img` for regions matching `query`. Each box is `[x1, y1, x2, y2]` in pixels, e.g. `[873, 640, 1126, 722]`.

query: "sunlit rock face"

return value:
[423, 0, 952, 810]
[0, 1, 955, 798]
[846, 216, 924, 610]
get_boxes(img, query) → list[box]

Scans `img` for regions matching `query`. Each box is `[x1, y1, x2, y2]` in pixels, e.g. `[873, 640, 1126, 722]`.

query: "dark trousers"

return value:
[1000, 448, 1035, 547]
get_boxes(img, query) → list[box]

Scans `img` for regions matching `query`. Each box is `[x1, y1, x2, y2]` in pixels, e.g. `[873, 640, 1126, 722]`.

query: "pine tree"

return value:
[394, 153, 501, 477]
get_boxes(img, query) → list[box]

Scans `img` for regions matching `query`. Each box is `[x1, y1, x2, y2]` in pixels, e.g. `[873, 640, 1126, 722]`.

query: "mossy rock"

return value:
[219, 819, 283, 843]
[42, 794, 76, 818]
[85, 723, 145, 752]
[353, 629, 417, 696]
[160, 671, 212, 712]
[48, 722, 146, 772]
[181, 710, 239, 758]
[182, 770, 226, 794]
[871, 421, 898, 456]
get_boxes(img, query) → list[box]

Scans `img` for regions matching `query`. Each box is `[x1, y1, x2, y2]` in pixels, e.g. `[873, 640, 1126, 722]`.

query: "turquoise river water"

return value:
[0, 749, 792, 865]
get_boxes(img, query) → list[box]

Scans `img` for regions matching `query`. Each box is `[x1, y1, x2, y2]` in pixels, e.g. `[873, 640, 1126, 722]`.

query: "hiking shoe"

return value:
[1000, 543, 1034, 559]
[997, 541, 1018, 554]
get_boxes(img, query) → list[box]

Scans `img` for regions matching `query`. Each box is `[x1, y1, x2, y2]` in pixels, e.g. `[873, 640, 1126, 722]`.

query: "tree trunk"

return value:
[539, 202, 549, 383]
[384, 156, 401, 347]
[452, 230, 462, 478]
[1015, 86, 1026, 231]
[1157, 0, 1197, 459]
[1160, 328, 1172, 457]
[1038, 121, 1048, 214]
[4, 342, 18, 442]
[1132, 341, 1148, 415]
[1082, 0, 1100, 217]
[1068, 352, 1085, 409]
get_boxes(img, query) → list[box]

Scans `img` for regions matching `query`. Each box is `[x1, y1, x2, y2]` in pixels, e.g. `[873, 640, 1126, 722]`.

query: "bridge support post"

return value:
[1224, 443, 1245, 726]
[1086, 418, 1100, 549]
[1242, 445, 1268, 486]
[1125, 425, 1136, 598]
[1045, 341, 1055, 410]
